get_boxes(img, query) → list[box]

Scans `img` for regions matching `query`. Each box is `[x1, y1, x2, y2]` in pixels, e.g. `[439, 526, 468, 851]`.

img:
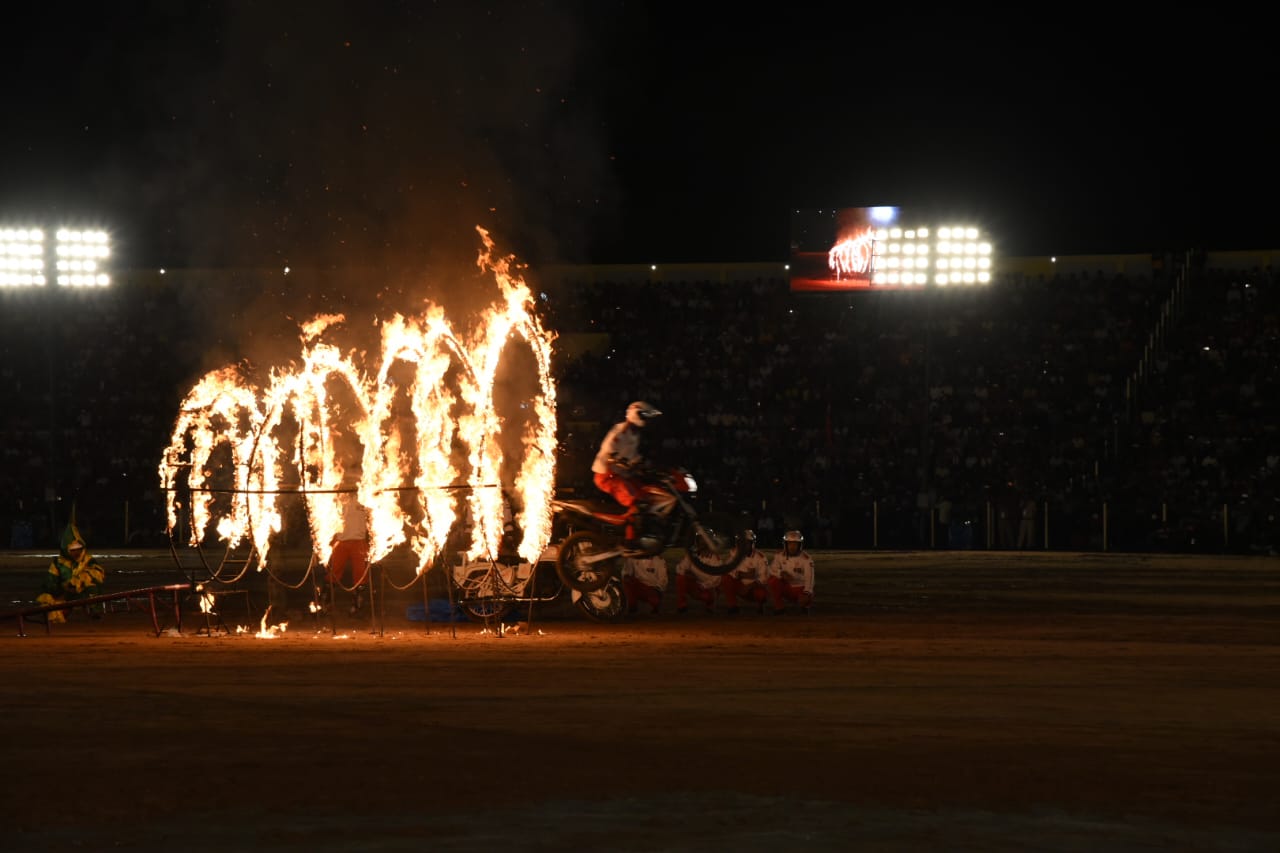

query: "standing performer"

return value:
[318, 471, 370, 616]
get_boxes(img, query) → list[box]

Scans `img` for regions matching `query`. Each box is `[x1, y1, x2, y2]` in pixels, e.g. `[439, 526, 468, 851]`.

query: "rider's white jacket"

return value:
[592, 421, 642, 474]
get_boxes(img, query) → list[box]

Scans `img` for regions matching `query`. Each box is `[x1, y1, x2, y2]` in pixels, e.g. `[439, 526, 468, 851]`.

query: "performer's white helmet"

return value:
[783, 529, 803, 555]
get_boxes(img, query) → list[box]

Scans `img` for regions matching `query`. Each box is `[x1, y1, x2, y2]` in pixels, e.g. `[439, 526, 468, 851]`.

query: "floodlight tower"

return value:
[0, 226, 112, 288]
[919, 227, 994, 545]
[1, 225, 113, 540]
[864, 224, 994, 544]
[0, 227, 48, 286]
[54, 228, 113, 287]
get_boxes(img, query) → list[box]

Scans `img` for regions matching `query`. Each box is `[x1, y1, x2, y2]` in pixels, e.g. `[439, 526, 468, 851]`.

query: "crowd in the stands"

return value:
[1, 255, 1275, 554]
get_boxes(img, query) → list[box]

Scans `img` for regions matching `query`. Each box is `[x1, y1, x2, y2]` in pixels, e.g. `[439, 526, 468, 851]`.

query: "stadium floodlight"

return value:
[55, 228, 111, 287]
[791, 206, 997, 292]
[0, 227, 47, 287]
[0, 226, 112, 288]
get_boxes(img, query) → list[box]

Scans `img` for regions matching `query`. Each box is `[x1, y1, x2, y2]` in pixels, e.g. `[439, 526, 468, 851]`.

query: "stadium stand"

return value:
[1, 252, 1275, 555]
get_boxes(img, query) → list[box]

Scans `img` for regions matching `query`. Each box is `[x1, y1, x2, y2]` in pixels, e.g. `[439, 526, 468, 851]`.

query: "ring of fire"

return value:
[159, 229, 558, 580]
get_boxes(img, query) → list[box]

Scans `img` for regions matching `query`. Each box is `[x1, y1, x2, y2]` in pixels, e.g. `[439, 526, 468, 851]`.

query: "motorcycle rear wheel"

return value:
[687, 512, 749, 575]
[556, 530, 620, 593]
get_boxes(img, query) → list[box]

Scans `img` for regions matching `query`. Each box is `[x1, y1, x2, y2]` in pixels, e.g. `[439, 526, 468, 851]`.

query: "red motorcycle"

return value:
[551, 464, 750, 593]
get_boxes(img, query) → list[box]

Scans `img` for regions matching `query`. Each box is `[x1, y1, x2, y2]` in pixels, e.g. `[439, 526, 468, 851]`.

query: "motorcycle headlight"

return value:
[684, 473, 697, 493]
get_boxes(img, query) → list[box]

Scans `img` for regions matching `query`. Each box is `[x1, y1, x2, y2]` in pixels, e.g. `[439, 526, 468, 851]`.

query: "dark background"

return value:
[3, 2, 1275, 272]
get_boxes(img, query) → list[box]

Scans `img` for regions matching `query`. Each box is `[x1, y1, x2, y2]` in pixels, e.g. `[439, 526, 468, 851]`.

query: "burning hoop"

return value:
[159, 228, 559, 586]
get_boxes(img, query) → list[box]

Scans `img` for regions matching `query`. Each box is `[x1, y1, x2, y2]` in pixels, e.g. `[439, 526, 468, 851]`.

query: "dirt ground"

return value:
[1, 548, 1278, 852]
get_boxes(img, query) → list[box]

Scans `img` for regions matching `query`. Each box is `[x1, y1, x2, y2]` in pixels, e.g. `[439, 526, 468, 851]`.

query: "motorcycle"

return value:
[451, 545, 627, 624]
[552, 464, 750, 593]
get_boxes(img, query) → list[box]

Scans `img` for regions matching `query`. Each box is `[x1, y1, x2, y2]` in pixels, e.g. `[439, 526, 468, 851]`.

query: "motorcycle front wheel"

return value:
[572, 576, 626, 623]
[452, 562, 517, 623]
[460, 597, 515, 623]
[687, 512, 749, 575]
[555, 530, 620, 593]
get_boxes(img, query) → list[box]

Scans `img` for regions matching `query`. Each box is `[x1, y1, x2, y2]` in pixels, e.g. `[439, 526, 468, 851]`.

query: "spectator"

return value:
[996, 482, 1019, 548]
[622, 553, 668, 615]
[1017, 495, 1038, 549]
[675, 553, 720, 614]
[720, 530, 769, 614]
[757, 511, 777, 543]
[937, 495, 954, 548]
[767, 529, 815, 615]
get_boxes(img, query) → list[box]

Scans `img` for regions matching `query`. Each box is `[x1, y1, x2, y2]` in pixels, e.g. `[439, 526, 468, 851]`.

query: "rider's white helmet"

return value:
[626, 400, 662, 427]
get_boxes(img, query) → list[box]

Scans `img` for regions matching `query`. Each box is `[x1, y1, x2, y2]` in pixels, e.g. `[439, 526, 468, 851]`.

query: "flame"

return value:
[255, 606, 288, 638]
[161, 228, 558, 580]
[828, 228, 876, 279]
[159, 365, 264, 550]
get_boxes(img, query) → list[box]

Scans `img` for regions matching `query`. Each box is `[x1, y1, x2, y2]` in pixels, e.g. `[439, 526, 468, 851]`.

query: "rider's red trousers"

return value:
[594, 471, 645, 538]
[593, 471, 644, 508]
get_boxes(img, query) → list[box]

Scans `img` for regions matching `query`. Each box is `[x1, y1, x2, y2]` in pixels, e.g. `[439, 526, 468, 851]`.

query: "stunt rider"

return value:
[592, 400, 661, 544]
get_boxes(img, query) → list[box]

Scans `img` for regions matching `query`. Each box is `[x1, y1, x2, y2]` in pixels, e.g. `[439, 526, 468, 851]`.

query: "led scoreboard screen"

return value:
[789, 206, 993, 292]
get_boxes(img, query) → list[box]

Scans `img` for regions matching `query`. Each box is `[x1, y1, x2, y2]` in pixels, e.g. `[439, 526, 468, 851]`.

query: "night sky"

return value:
[2, 2, 1275, 273]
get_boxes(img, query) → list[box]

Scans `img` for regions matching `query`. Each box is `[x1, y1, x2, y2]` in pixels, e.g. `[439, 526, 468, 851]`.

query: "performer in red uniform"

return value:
[675, 553, 720, 614]
[622, 553, 668, 615]
[767, 530, 815, 615]
[720, 530, 769, 614]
